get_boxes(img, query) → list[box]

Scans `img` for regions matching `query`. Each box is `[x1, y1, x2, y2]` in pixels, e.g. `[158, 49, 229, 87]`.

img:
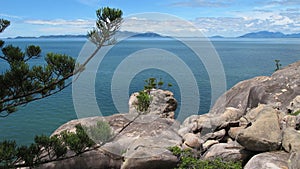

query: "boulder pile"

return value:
[39, 61, 300, 168]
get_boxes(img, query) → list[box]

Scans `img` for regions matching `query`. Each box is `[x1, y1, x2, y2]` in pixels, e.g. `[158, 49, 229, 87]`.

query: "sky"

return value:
[1, 0, 300, 37]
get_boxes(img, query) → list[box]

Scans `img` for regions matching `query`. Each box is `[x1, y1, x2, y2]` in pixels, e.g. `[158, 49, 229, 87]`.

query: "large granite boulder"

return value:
[121, 150, 178, 169]
[244, 151, 289, 169]
[288, 151, 300, 169]
[35, 149, 123, 169]
[45, 114, 181, 169]
[202, 142, 252, 162]
[129, 89, 177, 119]
[181, 107, 242, 136]
[282, 127, 300, 153]
[236, 105, 282, 152]
[182, 133, 202, 150]
[286, 95, 300, 114]
[209, 61, 300, 116]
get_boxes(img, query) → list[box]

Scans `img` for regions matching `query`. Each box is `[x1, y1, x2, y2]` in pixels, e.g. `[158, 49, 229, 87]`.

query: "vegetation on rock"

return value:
[0, 122, 114, 167]
[291, 110, 300, 116]
[135, 77, 173, 114]
[168, 146, 242, 169]
[83, 120, 113, 144]
[274, 59, 282, 71]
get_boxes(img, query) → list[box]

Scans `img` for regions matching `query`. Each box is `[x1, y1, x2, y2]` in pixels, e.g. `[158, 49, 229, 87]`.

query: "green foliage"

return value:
[88, 7, 123, 46]
[144, 77, 157, 90]
[0, 140, 17, 167]
[61, 124, 95, 154]
[34, 135, 67, 159]
[0, 21, 76, 117]
[136, 90, 152, 113]
[135, 77, 173, 114]
[274, 59, 282, 71]
[158, 78, 164, 88]
[0, 123, 98, 167]
[17, 144, 41, 167]
[144, 77, 173, 90]
[291, 110, 300, 116]
[0, 4, 123, 166]
[0, 6, 122, 117]
[49, 135, 68, 158]
[168, 146, 242, 169]
[0, 19, 10, 33]
[84, 121, 112, 143]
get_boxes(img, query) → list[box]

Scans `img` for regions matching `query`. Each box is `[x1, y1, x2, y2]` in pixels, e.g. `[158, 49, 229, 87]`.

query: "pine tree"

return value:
[0, 7, 123, 117]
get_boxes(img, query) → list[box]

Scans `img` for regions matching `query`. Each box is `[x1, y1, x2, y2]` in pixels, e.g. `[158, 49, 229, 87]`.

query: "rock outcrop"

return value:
[180, 61, 300, 167]
[44, 114, 181, 169]
[209, 60, 300, 116]
[129, 89, 177, 119]
[244, 151, 289, 169]
[35, 149, 123, 169]
[203, 142, 252, 162]
[236, 105, 282, 152]
[42, 61, 300, 169]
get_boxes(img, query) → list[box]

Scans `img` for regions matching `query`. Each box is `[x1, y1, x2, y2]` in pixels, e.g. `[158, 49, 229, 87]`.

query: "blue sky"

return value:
[1, 0, 300, 37]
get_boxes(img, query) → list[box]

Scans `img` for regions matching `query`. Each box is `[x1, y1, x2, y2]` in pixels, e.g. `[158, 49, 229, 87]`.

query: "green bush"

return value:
[61, 124, 95, 154]
[135, 77, 173, 114]
[136, 90, 151, 113]
[0, 124, 98, 167]
[291, 110, 300, 116]
[0, 140, 17, 167]
[35, 135, 67, 159]
[168, 146, 242, 169]
[84, 121, 112, 144]
[144, 77, 172, 90]
[274, 59, 282, 71]
[17, 143, 41, 166]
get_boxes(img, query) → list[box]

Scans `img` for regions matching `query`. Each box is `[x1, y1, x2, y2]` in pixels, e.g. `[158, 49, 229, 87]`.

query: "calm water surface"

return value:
[1, 37, 300, 145]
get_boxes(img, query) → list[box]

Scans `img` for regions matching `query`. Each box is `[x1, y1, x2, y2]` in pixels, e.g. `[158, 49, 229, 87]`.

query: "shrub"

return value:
[84, 121, 112, 144]
[61, 124, 95, 154]
[50, 135, 67, 158]
[144, 77, 172, 90]
[136, 90, 152, 113]
[17, 143, 41, 167]
[168, 146, 242, 169]
[34, 135, 67, 159]
[291, 110, 300, 116]
[0, 140, 17, 167]
[274, 59, 282, 71]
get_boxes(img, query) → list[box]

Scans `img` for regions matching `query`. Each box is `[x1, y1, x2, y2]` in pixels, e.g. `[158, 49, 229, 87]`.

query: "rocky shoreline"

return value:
[38, 61, 300, 169]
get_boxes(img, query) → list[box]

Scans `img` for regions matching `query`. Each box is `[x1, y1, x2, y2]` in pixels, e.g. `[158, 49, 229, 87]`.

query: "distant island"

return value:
[209, 35, 224, 39]
[6, 31, 300, 39]
[238, 31, 300, 38]
[7, 31, 166, 40]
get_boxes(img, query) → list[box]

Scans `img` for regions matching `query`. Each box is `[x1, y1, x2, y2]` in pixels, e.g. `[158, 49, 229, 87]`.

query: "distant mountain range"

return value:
[6, 31, 300, 39]
[8, 32, 165, 39]
[238, 31, 300, 38]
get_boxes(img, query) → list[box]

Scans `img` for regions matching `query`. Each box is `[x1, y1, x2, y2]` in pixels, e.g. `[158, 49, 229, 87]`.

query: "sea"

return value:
[1, 37, 300, 145]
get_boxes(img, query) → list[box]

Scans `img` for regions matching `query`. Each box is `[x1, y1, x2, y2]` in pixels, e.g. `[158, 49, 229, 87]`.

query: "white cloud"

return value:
[76, 0, 99, 6]
[170, 0, 232, 8]
[267, 0, 300, 6]
[25, 19, 94, 26]
[122, 16, 203, 37]
[0, 13, 22, 19]
[245, 22, 254, 27]
[120, 8, 300, 37]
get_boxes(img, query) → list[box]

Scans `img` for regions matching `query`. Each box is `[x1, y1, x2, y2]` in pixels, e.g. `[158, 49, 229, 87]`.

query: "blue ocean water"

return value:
[1, 37, 300, 145]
